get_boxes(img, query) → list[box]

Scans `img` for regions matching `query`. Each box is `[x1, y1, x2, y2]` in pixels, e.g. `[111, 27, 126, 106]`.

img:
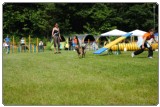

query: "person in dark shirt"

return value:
[52, 23, 62, 54]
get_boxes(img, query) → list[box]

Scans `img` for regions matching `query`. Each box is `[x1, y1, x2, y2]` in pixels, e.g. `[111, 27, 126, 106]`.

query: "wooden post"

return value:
[32, 41, 34, 53]
[12, 36, 14, 53]
[29, 35, 30, 53]
[37, 38, 38, 53]
[24, 38, 26, 52]
[88, 39, 90, 50]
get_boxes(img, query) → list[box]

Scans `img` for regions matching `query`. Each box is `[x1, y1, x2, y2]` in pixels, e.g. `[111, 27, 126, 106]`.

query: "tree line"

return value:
[3, 3, 158, 41]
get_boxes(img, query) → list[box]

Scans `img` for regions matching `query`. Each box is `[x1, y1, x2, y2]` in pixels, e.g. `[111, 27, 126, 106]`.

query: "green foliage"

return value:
[30, 38, 37, 45]
[109, 36, 119, 41]
[46, 42, 51, 50]
[46, 40, 54, 50]
[3, 3, 158, 39]
[41, 37, 48, 46]
[125, 4, 155, 30]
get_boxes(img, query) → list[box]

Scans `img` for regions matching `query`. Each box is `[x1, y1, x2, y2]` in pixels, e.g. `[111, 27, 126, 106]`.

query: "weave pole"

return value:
[12, 36, 14, 53]
[29, 35, 30, 53]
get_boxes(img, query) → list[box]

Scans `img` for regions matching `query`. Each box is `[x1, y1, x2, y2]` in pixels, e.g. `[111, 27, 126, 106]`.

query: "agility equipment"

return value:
[7, 35, 41, 54]
[93, 33, 133, 54]
[110, 42, 158, 51]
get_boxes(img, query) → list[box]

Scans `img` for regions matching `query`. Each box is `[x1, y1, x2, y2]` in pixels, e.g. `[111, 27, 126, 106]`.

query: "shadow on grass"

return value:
[97, 53, 114, 56]
[134, 56, 148, 58]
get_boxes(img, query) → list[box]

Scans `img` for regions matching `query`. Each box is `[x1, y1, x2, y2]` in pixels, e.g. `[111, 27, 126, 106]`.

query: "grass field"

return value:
[2, 50, 158, 105]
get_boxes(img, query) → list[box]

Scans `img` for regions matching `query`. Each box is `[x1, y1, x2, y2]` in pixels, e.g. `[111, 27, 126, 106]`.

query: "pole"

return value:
[33, 44, 34, 53]
[12, 36, 14, 53]
[30, 44, 32, 53]
[34, 44, 36, 53]
[88, 39, 90, 50]
[29, 35, 30, 53]
[37, 38, 38, 53]
[117, 43, 121, 55]
[24, 38, 26, 52]
[153, 5, 156, 30]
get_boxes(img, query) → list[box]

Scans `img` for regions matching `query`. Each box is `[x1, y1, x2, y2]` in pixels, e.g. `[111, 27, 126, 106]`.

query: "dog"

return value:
[75, 44, 86, 58]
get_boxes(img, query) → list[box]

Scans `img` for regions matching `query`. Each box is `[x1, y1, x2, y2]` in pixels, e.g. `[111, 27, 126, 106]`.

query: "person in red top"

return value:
[132, 29, 157, 58]
[73, 36, 78, 45]
[73, 36, 79, 50]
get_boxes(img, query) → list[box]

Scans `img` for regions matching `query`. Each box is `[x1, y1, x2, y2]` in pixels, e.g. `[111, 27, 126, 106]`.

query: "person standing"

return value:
[131, 29, 157, 58]
[20, 37, 26, 52]
[39, 41, 44, 52]
[92, 41, 96, 51]
[20, 37, 25, 46]
[4, 35, 10, 54]
[73, 36, 79, 51]
[52, 23, 61, 54]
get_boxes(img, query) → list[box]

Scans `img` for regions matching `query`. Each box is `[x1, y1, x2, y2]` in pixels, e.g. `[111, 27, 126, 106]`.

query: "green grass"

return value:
[2, 50, 158, 105]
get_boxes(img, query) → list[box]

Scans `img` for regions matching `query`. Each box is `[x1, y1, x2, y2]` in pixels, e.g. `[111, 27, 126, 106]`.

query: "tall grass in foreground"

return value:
[2, 50, 158, 105]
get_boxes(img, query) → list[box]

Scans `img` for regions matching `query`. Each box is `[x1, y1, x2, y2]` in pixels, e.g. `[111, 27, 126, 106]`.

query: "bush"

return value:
[46, 40, 54, 50]
[41, 37, 48, 46]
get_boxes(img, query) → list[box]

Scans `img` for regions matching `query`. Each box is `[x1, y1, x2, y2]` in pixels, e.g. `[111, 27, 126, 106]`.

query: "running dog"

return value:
[75, 44, 86, 58]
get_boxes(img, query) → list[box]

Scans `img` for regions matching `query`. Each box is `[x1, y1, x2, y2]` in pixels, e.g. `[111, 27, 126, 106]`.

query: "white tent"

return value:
[101, 29, 127, 36]
[129, 29, 147, 43]
[129, 29, 147, 36]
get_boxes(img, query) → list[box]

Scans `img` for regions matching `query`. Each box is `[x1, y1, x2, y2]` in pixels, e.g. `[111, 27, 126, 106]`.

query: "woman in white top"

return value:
[20, 37, 25, 45]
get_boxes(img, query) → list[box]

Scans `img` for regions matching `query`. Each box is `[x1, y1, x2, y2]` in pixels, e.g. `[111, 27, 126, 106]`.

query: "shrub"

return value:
[46, 40, 54, 50]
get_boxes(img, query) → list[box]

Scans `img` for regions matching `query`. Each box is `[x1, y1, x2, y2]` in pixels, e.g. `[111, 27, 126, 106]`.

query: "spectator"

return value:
[92, 41, 96, 51]
[20, 37, 25, 46]
[39, 41, 44, 52]
[73, 36, 79, 51]
[3, 40, 7, 49]
[4, 35, 10, 54]
[52, 23, 62, 54]
[20, 37, 26, 51]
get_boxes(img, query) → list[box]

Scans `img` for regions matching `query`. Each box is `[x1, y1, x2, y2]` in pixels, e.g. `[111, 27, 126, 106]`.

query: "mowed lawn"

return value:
[2, 50, 158, 105]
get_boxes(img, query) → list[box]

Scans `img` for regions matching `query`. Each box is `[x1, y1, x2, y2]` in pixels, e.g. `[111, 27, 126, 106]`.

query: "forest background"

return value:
[3, 3, 158, 44]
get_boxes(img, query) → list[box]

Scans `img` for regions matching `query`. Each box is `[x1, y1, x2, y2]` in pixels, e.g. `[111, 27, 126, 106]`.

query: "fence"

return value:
[3, 36, 158, 54]
[3, 35, 44, 54]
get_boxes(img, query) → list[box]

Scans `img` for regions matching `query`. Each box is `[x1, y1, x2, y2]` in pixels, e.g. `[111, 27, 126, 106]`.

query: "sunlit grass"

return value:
[3, 50, 158, 105]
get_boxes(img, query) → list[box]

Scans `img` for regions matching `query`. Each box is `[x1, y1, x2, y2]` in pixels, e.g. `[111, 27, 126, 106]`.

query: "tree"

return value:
[3, 3, 158, 40]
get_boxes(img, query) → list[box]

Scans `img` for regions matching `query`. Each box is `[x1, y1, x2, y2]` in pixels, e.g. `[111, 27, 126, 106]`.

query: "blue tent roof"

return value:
[154, 33, 158, 36]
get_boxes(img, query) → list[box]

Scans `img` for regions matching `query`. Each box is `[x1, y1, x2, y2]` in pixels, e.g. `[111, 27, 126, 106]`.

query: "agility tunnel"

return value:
[110, 42, 158, 51]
